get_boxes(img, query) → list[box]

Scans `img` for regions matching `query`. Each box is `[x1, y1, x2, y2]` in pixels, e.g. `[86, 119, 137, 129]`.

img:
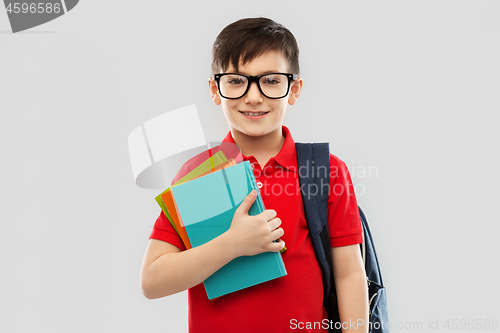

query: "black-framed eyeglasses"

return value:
[213, 73, 298, 99]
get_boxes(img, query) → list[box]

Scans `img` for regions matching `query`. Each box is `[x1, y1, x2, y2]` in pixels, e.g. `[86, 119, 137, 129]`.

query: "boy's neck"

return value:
[231, 127, 285, 168]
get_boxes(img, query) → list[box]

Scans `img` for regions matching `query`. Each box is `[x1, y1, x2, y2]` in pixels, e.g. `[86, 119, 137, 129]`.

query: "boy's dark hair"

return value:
[212, 17, 300, 75]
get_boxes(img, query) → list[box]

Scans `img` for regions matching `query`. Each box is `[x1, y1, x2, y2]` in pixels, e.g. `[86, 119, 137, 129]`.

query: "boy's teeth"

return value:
[243, 112, 266, 116]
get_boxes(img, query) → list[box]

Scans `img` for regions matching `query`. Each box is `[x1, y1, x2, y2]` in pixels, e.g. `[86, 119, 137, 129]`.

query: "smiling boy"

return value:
[140, 18, 368, 332]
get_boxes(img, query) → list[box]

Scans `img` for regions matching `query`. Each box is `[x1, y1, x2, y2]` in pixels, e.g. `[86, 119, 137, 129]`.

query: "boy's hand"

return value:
[225, 190, 285, 257]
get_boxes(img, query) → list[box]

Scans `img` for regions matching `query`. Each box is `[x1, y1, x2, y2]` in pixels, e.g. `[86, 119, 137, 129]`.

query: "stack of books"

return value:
[155, 145, 287, 300]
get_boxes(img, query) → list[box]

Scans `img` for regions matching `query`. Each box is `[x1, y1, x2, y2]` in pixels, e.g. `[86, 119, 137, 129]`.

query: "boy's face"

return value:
[209, 50, 302, 141]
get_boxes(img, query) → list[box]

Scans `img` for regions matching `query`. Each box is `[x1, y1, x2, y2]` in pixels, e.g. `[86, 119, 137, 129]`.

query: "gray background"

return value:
[1, 1, 499, 332]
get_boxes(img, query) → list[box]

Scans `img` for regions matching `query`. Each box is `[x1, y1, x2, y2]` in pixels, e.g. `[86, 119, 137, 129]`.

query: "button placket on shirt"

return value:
[261, 159, 278, 198]
[249, 158, 266, 198]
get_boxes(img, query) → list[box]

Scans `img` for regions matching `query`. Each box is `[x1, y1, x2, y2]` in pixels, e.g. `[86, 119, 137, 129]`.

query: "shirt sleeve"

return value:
[328, 154, 363, 247]
[149, 211, 187, 251]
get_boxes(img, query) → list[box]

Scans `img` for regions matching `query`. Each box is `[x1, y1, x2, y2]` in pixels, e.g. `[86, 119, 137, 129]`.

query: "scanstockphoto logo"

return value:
[3, 0, 79, 33]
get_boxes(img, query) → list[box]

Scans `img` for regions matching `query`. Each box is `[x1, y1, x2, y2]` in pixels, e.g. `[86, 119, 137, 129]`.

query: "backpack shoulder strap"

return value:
[295, 143, 337, 314]
[295, 143, 330, 235]
[297, 143, 389, 333]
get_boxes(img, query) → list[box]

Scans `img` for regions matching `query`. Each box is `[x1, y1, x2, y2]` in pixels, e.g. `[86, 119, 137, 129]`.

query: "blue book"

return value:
[170, 161, 287, 300]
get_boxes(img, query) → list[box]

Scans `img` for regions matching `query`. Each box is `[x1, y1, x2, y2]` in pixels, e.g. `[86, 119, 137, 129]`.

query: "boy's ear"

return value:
[208, 77, 221, 105]
[288, 77, 303, 105]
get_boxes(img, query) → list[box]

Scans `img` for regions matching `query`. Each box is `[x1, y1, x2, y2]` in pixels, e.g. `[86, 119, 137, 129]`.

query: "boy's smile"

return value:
[209, 50, 302, 156]
[239, 111, 269, 119]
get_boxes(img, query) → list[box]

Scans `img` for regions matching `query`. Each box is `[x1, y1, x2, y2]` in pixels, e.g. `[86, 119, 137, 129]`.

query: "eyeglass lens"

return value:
[219, 74, 289, 99]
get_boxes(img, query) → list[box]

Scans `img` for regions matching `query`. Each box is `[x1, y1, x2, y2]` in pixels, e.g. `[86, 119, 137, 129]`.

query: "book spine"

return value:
[245, 161, 287, 274]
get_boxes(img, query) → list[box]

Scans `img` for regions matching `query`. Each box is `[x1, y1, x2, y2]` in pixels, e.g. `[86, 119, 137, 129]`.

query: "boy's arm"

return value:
[331, 244, 369, 333]
[140, 190, 285, 299]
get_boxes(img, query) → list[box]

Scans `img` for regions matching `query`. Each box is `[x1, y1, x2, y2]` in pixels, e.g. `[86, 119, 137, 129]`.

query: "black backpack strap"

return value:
[296, 143, 340, 332]
[298, 143, 390, 333]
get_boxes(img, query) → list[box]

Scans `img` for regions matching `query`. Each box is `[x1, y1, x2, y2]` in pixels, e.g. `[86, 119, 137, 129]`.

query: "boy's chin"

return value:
[233, 124, 282, 138]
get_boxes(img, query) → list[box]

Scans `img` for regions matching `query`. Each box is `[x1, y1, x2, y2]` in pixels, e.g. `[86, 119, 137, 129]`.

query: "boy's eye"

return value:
[225, 75, 247, 85]
[261, 75, 281, 85]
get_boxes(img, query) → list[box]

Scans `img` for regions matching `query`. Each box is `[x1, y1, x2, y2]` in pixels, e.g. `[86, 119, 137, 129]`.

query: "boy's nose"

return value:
[244, 81, 264, 104]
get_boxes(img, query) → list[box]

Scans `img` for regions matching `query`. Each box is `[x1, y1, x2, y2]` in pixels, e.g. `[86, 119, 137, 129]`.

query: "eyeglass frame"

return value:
[213, 73, 298, 100]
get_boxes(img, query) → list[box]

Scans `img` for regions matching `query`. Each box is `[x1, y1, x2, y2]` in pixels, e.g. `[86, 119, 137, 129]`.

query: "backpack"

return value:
[295, 142, 389, 333]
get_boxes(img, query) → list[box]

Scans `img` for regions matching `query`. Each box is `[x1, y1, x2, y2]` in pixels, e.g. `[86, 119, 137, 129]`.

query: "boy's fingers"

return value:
[236, 190, 257, 215]
[269, 239, 285, 252]
[261, 209, 277, 222]
[268, 217, 281, 232]
[270, 227, 284, 239]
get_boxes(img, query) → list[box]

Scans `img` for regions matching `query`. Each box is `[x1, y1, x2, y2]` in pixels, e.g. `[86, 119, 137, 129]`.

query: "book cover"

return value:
[159, 158, 240, 250]
[170, 161, 287, 300]
[155, 150, 229, 235]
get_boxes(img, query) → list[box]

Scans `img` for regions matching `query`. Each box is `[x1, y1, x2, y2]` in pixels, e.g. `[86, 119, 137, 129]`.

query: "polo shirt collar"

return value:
[221, 125, 298, 173]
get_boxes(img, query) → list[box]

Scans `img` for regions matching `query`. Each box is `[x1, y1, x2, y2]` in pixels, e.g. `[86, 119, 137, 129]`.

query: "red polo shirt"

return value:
[149, 125, 363, 333]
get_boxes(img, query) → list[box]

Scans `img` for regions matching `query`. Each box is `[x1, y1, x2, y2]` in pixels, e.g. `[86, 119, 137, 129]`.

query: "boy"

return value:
[140, 17, 368, 332]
